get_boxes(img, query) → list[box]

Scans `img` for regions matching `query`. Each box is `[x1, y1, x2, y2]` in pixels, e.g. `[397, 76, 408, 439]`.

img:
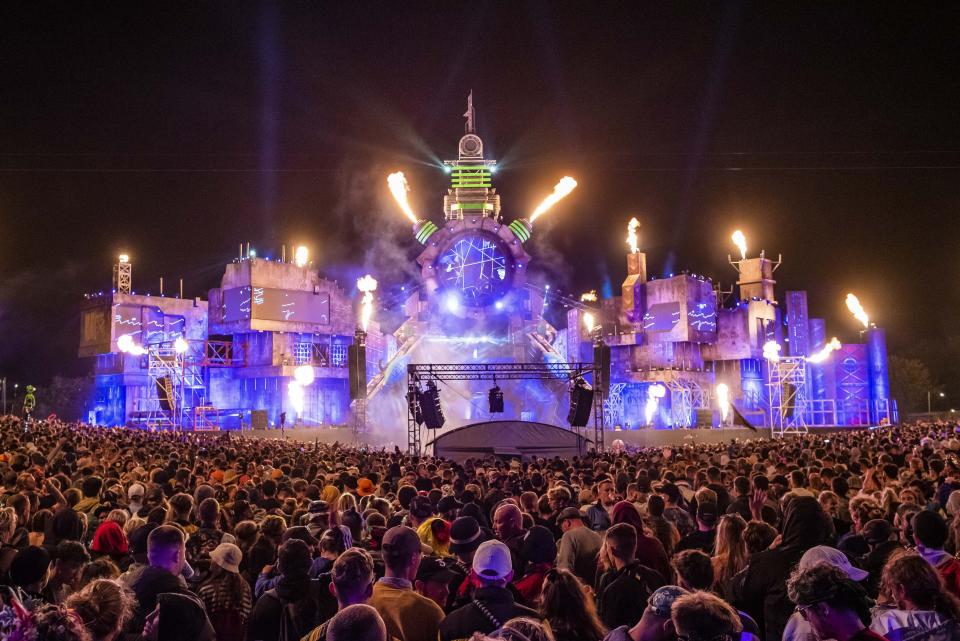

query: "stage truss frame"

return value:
[406, 361, 603, 455]
[664, 379, 709, 428]
[767, 357, 809, 437]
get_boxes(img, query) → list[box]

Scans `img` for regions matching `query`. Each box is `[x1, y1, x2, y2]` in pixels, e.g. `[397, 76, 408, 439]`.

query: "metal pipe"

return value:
[160, 277, 164, 296]
[179, 278, 184, 299]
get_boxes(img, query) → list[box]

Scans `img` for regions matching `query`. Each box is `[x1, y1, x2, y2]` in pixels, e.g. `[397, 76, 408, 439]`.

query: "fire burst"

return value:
[845, 293, 869, 328]
[716, 383, 730, 423]
[357, 274, 378, 331]
[626, 218, 640, 254]
[529, 176, 578, 224]
[762, 340, 781, 362]
[731, 230, 747, 260]
[808, 337, 842, 364]
[387, 172, 417, 224]
[645, 384, 666, 425]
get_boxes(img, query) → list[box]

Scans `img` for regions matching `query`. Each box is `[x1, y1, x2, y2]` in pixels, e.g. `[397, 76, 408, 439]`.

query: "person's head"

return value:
[493, 503, 523, 540]
[647, 494, 665, 518]
[146, 525, 186, 575]
[788, 562, 873, 640]
[913, 509, 948, 551]
[67, 579, 136, 641]
[10, 544, 52, 592]
[670, 592, 742, 641]
[330, 548, 375, 607]
[490, 617, 555, 641]
[415, 556, 456, 607]
[604, 523, 637, 565]
[381, 525, 423, 581]
[449, 516, 486, 564]
[208, 542, 243, 576]
[557, 507, 585, 532]
[733, 476, 750, 497]
[142, 592, 214, 641]
[79, 557, 121, 588]
[880, 551, 960, 618]
[540, 568, 606, 641]
[166, 493, 193, 521]
[597, 479, 616, 507]
[0, 506, 17, 543]
[633, 586, 689, 641]
[743, 520, 777, 554]
[672, 550, 714, 591]
[197, 498, 219, 526]
[472, 539, 514, 587]
[52, 540, 91, 587]
[278, 538, 312, 578]
[82, 476, 104, 499]
[31, 603, 93, 641]
[818, 491, 840, 518]
[695, 502, 718, 531]
[327, 604, 387, 641]
[715, 514, 746, 558]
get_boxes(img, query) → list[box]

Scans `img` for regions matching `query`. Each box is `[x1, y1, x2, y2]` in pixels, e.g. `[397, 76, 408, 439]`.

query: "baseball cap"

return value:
[697, 502, 719, 526]
[472, 540, 513, 581]
[308, 500, 330, 514]
[556, 507, 584, 523]
[283, 526, 319, 547]
[416, 556, 457, 584]
[209, 543, 242, 574]
[382, 526, 424, 558]
[647, 585, 690, 617]
[437, 495, 462, 514]
[409, 495, 435, 519]
[798, 545, 869, 582]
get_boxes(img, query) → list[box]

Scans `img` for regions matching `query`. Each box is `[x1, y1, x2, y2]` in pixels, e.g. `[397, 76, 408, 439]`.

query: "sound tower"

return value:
[783, 383, 797, 419]
[488, 386, 504, 413]
[156, 376, 175, 412]
[348, 343, 367, 401]
[567, 379, 594, 427]
[593, 343, 611, 391]
[418, 381, 445, 429]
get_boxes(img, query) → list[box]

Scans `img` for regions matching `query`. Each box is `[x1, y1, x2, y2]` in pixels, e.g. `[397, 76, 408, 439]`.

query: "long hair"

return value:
[67, 579, 135, 641]
[539, 569, 606, 641]
[713, 514, 748, 589]
[881, 551, 960, 620]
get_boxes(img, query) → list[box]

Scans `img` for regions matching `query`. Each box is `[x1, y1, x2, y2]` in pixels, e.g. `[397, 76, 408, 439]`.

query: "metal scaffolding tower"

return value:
[665, 379, 709, 427]
[767, 357, 809, 437]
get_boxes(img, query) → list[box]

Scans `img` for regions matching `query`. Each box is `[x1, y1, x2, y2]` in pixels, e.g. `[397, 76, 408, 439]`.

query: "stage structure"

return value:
[78, 94, 897, 441]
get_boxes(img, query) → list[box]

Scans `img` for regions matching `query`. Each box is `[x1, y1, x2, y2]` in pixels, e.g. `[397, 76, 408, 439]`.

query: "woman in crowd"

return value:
[712, 513, 748, 597]
[539, 568, 606, 641]
[67, 579, 136, 641]
[872, 551, 960, 641]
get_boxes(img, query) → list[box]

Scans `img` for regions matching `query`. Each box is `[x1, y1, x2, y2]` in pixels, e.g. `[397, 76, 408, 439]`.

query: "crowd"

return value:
[0, 416, 959, 641]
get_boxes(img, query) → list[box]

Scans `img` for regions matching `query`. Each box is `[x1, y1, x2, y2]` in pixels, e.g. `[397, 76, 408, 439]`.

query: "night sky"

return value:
[1, 3, 959, 391]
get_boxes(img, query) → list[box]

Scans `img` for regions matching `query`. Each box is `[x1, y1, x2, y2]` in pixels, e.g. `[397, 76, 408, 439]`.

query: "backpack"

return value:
[264, 588, 320, 641]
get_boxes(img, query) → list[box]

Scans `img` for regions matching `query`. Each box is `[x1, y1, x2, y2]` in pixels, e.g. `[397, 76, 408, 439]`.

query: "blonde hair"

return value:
[67, 579, 135, 641]
[337, 492, 357, 513]
[0, 507, 17, 542]
[106, 509, 128, 527]
[124, 516, 146, 536]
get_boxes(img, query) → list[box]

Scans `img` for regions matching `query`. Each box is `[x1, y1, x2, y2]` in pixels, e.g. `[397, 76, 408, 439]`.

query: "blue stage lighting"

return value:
[446, 293, 461, 313]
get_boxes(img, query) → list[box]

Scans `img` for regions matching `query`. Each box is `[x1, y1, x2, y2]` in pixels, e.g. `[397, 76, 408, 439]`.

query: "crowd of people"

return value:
[0, 416, 959, 641]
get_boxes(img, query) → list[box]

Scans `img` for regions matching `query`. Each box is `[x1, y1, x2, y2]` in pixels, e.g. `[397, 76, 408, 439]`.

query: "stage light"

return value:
[443, 166, 452, 174]
[495, 301, 504, 310]
[488, 385, 504, 413]
[845, 293, 869, 328]
[445, 293, 461, 313]
[731, 230, 747, 260]
[118, 254, 129, 264]
[293, 365, 315, 387]
[173, 337, 189, 354]
[762, 341, 782, 362]
[294, 246, 309, 267]
[248, 248, 257, 258]
[627, 218, 640, 254]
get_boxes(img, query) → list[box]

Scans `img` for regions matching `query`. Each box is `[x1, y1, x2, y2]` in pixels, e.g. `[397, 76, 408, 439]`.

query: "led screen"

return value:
[436, 234, 510, 307]
[642, 302, 681, 332]
[223, 287, 330, 324]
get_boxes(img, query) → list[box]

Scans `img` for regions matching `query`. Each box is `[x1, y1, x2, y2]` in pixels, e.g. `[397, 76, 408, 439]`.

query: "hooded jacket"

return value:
[732, 496, 833, 641]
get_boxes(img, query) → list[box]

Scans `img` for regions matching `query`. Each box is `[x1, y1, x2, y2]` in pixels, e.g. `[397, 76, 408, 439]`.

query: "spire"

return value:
[463, 90, 475, 134]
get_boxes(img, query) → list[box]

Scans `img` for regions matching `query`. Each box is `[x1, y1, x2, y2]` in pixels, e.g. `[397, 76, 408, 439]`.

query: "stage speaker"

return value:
[593, 343, 611, 391]
[418, 381, 445, 430]
[250, 409, 268, 430]
[695, 408, 713, 428]
[488, 386, 504, 413]
[783, 383, 797, 419]
[156, 376, 175, 412]
[348, 343, 367, 401]
[567, 380, 594, 427]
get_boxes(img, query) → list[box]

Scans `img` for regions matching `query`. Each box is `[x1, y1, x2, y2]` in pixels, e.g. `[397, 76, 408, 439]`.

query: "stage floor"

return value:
[236, 424, 869, 450]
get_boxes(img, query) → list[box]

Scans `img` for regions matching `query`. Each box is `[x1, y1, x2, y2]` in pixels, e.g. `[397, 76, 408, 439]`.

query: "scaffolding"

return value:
[142, 341, 211, 430]
[405, 361, 600, 455]
[665, 379, 710, 427]
[767, 357, 809, 437]
[604, 382, 628, 427]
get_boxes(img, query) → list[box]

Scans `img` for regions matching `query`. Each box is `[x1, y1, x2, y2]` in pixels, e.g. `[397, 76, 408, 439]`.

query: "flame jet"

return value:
[731, 230, 747, 260]
[627, 218, 640, 254]
[845, 293, 869, 328]
[357, 274, 378, 331]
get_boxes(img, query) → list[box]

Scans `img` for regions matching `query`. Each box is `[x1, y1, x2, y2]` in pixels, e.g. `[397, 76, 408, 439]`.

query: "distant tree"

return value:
[888, 355, 936, 414]
[35, 376, 94, 421]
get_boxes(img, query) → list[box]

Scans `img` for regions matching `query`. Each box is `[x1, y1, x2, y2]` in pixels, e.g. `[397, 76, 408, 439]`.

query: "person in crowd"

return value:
[539, 568, 606, 641]
[43, 540, 91, 604]
[675, 502, 718, 554]
[512, 525, 555, 607]
[301, 549, 377, 641]
[326, 604, 388, 641]
[142, 592, 216, 641]
[610, 500, 672, 582]
[733, 496, 833, 641]
[0, 507, 18, 576]
[712, 514, 748, 597]
[369, 525, 444, 641]
[656, 483, 695, 538]
[871, 551, 960, 641]
[743, 520, 777, 556]
[911, 510, 960, 597]
[441, 540, 539, 641]
[493, 504, 528, 576]
[860, 519, 902, 597]
[596, 523, 665, 630]
[67, 578, 135, 641]
[8, 544, 52, 604]
[672, 550, 713, 591]
[586, 478, 616, 531]
[782, 546, 870, 641]
[414, 555, 456, 608]
[246, 538, 327, 641]
[644, 495, 679, 557]
[195, 543, 252, 641]
[602, 585, 688, 641]
[488, 617, 554, 641]
[727, 476, 753, 522]
[787, 562, 884, 641]
[671, 591, 743, 641]
[129, 525, 192, 635]
[555, 507, 602, 587]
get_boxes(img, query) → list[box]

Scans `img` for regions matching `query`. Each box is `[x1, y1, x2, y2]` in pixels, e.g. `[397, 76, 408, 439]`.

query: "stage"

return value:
[234, 422, 875, 454]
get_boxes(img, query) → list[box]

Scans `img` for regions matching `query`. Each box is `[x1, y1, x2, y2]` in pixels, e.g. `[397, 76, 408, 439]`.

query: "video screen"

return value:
[642, 302, 681, 332]
[222, 287, 331, 325]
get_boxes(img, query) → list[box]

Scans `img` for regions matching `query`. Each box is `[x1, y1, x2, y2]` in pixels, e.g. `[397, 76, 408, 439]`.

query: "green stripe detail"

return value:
[509, 220, 531, 243]
[416, 221, 438, 244]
